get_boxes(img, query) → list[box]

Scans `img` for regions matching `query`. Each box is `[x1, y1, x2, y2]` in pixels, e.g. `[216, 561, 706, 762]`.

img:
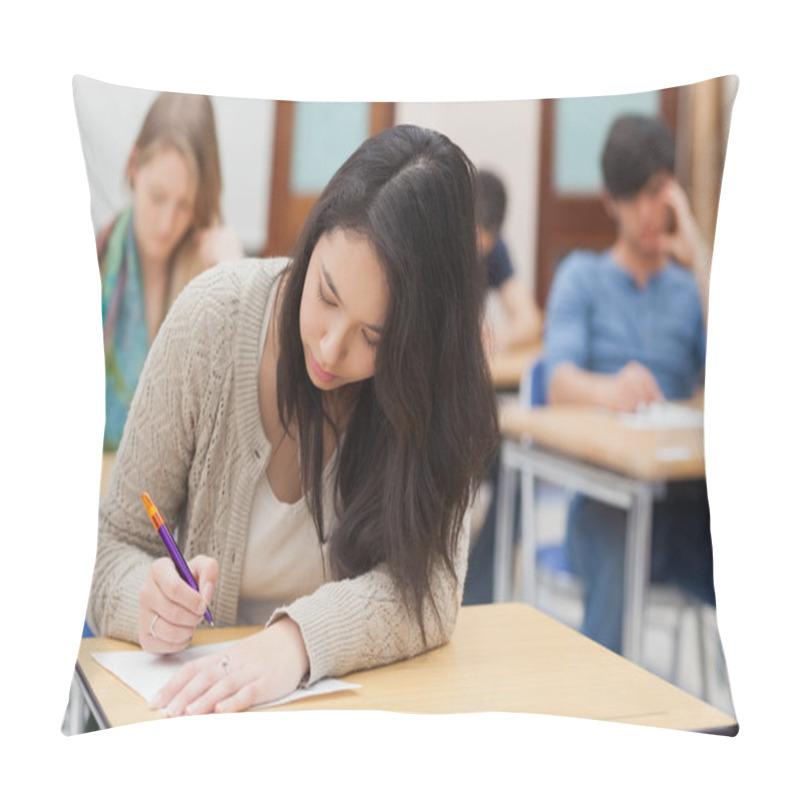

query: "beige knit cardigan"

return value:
[88, 258, 468, 684]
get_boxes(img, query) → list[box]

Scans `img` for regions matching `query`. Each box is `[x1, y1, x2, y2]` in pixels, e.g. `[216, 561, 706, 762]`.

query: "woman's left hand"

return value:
[151, 617, 310, 716]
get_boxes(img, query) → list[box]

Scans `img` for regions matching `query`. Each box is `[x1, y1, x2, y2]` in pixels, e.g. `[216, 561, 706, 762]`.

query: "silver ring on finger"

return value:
[149, 613, 161, 640]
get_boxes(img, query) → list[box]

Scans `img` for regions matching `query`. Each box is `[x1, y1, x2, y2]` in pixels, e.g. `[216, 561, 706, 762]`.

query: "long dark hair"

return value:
[277, 124, 498, 639]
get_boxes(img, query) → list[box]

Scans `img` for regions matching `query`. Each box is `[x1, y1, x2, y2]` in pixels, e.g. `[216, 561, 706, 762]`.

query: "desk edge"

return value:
[74, 659, 110, 731]
[693, 720, 739, 737]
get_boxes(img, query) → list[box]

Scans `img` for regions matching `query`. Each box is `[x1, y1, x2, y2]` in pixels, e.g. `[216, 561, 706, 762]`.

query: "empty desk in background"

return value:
[493, 400, 706, 665]
[74, 603, 735, 734]
[490, 343, 541, 391]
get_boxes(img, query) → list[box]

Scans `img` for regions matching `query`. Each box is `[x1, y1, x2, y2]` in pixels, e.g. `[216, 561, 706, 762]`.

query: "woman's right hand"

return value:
[139, 555, 218, 653]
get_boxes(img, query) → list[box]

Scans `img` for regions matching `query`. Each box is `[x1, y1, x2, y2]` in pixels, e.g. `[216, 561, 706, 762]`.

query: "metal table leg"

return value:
[493, 444, 518, 602]
[495, 437, 662, 665]
[519, 468, 537, 606]
[66, 671, 87, 735]
[622, 482, 653, 663]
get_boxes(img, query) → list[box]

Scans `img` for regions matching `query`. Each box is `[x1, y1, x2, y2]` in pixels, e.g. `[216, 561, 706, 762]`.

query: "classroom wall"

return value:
[396, 101, 541, 303]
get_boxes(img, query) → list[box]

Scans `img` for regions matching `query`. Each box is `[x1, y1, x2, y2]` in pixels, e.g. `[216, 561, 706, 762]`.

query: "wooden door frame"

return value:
[263, 101, 395, 257]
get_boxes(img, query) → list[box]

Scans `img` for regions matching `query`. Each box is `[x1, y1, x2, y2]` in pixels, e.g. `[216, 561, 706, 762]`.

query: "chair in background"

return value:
[514, 358, 711, 699]
[518, 355, 547, 407]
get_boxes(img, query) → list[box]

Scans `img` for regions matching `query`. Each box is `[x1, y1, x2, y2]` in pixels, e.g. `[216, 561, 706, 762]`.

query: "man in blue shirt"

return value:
[544, 115, 715, 653]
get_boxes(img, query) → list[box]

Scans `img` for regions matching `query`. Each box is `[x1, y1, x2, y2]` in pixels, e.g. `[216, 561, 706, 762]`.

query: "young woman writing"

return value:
[87, 124, 498, 716]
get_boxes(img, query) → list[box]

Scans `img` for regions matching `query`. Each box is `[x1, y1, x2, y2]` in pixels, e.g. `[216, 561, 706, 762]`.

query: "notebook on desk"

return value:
[617, 403, 704, 431]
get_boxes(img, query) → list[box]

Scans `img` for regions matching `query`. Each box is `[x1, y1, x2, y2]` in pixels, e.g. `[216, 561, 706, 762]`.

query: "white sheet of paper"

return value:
[93, 642, 360, 710]
[656, 445, 693, 462]
[617, 403, 704, 430]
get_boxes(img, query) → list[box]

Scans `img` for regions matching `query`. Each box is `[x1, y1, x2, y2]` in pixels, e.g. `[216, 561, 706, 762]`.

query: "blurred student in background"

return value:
[98, 92, 243, 451]
[476, 170, 542, 354]
[462, 171, 542, 605]
[544, 114, 714, 653]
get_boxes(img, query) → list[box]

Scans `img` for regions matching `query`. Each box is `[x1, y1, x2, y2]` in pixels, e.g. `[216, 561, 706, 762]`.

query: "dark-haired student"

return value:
[544, 114, 715, 654]
[475, 169, 542, 355]
[87, 124, 498, 715]
[461, 171, 541, 605]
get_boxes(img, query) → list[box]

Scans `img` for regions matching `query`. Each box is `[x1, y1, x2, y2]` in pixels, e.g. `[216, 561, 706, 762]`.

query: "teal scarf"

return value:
[98, 208, 149, 451]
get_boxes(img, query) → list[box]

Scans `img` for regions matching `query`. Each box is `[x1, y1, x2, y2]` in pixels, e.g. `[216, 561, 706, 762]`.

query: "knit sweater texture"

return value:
[88, 258, 468, 684]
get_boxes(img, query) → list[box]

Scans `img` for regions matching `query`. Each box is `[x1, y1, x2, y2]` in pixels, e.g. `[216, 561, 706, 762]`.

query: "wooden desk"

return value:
[494, 401, 705, 663]
[74, 604, 736, 734]
[490, 344, 541, 391]
[500, 404, 705, 482]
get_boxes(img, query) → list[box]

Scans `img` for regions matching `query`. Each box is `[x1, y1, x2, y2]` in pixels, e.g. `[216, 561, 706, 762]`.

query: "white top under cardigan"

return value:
[238, 277, 330, 623]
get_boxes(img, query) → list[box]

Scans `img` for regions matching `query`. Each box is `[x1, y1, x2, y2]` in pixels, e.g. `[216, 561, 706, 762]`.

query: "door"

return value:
[263, 101, 394, 256]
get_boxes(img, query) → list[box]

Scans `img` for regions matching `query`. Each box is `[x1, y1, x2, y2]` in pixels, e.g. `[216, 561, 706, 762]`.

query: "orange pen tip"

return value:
[141, 492, 164, 529]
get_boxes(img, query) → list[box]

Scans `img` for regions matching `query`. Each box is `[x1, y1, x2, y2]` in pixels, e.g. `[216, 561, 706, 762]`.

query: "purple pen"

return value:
[142, 492, 214, 626]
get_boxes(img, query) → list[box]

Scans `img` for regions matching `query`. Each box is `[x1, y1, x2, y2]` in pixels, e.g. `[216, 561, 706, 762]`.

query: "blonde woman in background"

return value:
[98, 92, 243, 451]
